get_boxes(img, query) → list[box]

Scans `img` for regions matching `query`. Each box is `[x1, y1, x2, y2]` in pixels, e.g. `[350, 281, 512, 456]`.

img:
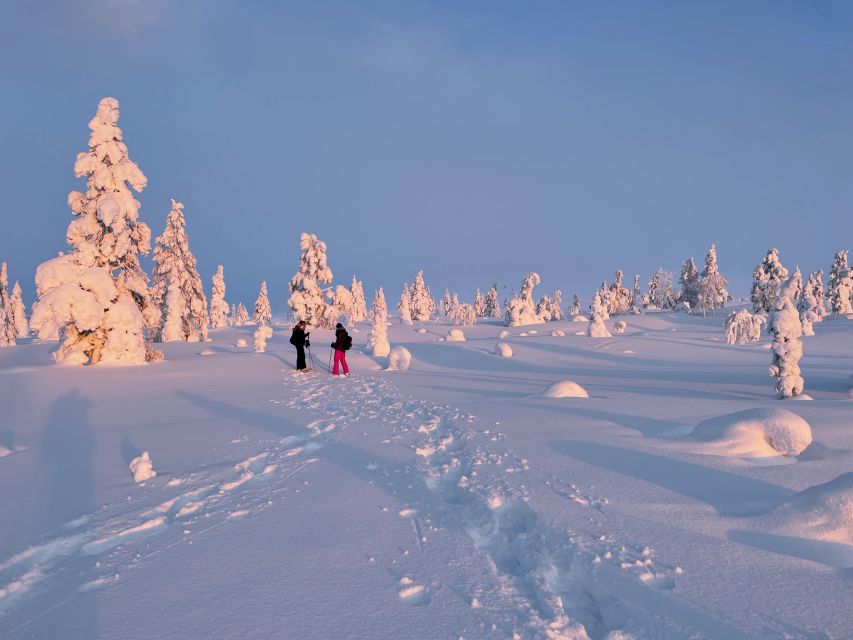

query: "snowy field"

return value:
[1, 311, 852, 639]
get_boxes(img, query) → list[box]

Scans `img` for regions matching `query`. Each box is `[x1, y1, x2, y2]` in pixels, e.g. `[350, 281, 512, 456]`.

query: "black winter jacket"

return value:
[331, 327, 349, 351]
[290, 327, 307, 348]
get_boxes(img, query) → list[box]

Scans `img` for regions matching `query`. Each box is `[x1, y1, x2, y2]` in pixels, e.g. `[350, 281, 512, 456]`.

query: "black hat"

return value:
[336, 322, 343, 329]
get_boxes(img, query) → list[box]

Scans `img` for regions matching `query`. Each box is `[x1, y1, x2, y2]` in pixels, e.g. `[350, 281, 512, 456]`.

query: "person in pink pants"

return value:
[331, 322, 351, 375]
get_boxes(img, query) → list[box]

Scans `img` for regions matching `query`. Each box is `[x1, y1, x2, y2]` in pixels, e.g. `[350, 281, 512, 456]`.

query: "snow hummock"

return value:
[446, 328, 465, 342]
[542, 380, 589, 399]
[769, 473, 853, 545]
[550, 330, 565, 337]
[387, 346, 412, 371]
[129, 452, 156, 483]
[613, 320, 627, 334]
[498, 329, 509, 339]
[494, 342, 512, 358]
[689, 408, 812, 458]
[235, 338, 247, 348]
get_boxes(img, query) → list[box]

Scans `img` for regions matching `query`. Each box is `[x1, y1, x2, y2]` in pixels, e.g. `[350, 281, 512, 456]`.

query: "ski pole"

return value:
[328, 347, 333, 373]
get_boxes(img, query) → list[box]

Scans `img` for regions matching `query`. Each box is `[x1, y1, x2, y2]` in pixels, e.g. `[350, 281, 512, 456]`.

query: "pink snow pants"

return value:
[333, 350, 349, 375]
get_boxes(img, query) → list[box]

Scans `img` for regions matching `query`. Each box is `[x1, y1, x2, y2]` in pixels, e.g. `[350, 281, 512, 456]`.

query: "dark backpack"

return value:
[289, 331, 298, 346]
[343, 334, 352, 351]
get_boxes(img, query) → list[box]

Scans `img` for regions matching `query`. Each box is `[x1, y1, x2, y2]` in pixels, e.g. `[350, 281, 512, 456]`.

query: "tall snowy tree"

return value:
[209, 265, 229, 329]
[368, 288, 390, 357]
[648, 269, 675, 309]
[9, 281, 28, 338]
[751, 248, 788, 314]
[30, 97, 157, 364]
[827, 250, 852, 315]
[409, 271, 434, 322]
[398, 284, 413, 325]
[483, 286, 501, 319]
[350, 276, 368, 322]
[474, 289, 485, 318]
[768, 275, 805, 398]
[151, 199, 208, 342]
[679, 258, 699, 310]
[696, 244, 730, 314]
[0, 263, 16, 344]
[288, 233, 336, 328]
[254, 281, 272, 326]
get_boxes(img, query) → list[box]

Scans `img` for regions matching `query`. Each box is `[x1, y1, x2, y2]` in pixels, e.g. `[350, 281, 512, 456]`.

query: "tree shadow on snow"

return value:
[727, 530, 853, 570]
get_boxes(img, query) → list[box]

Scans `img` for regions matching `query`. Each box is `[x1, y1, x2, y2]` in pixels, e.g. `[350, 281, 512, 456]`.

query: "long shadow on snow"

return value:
[530, 403, 691, 439]
[727, 530, 853, 569]
[550, 440, 794, 516]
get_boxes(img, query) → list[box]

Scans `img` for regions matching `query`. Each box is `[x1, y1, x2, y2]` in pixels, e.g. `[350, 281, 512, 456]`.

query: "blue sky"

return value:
[1, 0, 851, 310]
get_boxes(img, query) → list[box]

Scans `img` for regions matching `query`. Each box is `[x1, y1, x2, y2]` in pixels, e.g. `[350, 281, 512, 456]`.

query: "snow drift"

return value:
[689, 408, 812, 458]
[769, 473, 853, 545]
[542, 380, 589, 399]
[494, 342, 512, 358]
[387, 346, 412, 371]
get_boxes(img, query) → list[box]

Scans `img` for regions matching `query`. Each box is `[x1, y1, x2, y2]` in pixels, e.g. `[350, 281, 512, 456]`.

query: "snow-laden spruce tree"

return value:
[679, 258, 699, 311]
[30, 97, 158, 364]
[9, 281, 28, 338]
[648, 268, 675, 309]
[724, 309, 764, 345]
[160, 276, 186, 342]
[607, 271, 631, 315]
[827, 250, 852, 316]
[350, 276, 368, 322]
[440, 289, 453, 317]
[151, 199, 208, 342]
[254, 281, 272, 326]
[235, 303, 250, 326]
[569, 294, 581, 316]
[536, 295, 554, 321]
[696, 244, 730, 314]
[0, 263, 16, 345]
[368, 288, 390, 357]
[474, 289, 485, 318]
[451, 303, 477, 326]
[397, 284, 413, 325]
[209, 265, 229, 329]
[751, 248, 788, 314]
[288, 233, 336, 328]
[484, 286, 501, 318]
[409, 271, 435, 322]
[229, 303, 238, 326]
[587, 291, 612, 338]
[799, 270, 825, 336]
[331, 284, 355, 323]
[0, 300, 10, 347]
[630, 275, 643, 313]
[803, 270, 827, 318]
[768, 275, 805, 398]
[504, 273, 541, 327]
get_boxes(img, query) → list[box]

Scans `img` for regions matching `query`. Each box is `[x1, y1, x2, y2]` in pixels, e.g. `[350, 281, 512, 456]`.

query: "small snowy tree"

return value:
[483, 286, 501, 319]
[160, 276, 186, 342]
[474, 289, 485, 318]
[209, 265, 229, 329]
[0, 264, 15, 344]
[30, 98, 157, 364]
[569, 294, 581, 316]
[331, 284, 355, 323]
[679, 258, 699, 311]
[724, 309, 764, 345]
[235, 303, 250, 326]
[648, 268, 675, 309]
[799, 271, 825, 336]
[768, 275, 805, 398]
[630, 275, 643, 313]
[606, 271, 631, 316]
[504, 273, 541, 327]
[229, 304, 238, 326]
[254, 281, 272, 326]
[751, 248, 788, 314]
[696, 244, 730, 314]
[368, 288, 390, 357]
[151, 199, 208, 342]
[440, 289, 453, 317]
[409, 271, 434, 322]
[550, 290, 564, 320]
[451, 303, 477, 326]
[827, 250, 852, 316]
[0, 291, 10, 347]
[398, 284, 413, 325]
[9, 281, 28, 338]
[253, 325, 273, 352]
[350, 276, 368, 322]
[288, 233, 336, 328]
[587, 291, 612, 338]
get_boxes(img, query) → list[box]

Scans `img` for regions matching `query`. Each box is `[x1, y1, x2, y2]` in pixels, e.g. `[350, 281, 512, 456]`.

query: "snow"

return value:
[387, 345, 412, 370]
[768, 473, 853, 545]
[542, 380, 590, 399]
[613, 320, 627, 334]
[494, 342, 512, 357]
[253, 325, 273, 352]
[446, 328, 465, 342]
[129, 451, 156, 483]
[688, 408, 812, 458]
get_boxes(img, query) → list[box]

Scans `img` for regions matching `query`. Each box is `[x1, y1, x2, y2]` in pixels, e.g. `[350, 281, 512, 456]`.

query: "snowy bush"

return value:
[494, 342, 512, 357]
[768, 275, 805, 398]
[235, 338, 248, 348]
[542, 380, 589, 399]
[613, 320, 627, 334]
[209, 265, 229, 329]
[30, 98, 157, 365]
[751, 248, 788, 313]
[446, 328, 465, 342]
[689, 408, 812, 457]
[253, 325, 273, 352]
[387, 345, 412, 370]
[587, 292, 612, 338]
[254, 281, 272, 326]
[498, 329, 509, 339]
[129, 451, 157, 483]
[288, 233, 337, 328]
[724, 309, 764, 345]
[368, 288, 390, 357]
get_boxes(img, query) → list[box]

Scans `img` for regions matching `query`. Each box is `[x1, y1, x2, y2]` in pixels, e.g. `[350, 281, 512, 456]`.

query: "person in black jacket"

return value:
[289, 321, 309, 371]
[330, 322, 350, 376]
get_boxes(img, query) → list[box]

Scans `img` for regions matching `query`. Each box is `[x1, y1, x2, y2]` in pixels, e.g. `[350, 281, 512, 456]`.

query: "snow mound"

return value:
[129, 452, 156, 483]
[199, 348, 215, 356]
[770, 473, 853, 544]
[528, 330, 538, 335]
[235, 338, 247, 348]
[446, 328, 465, 342]
[573, 330, 585, 336]
[550, 330, 565, 337]
[613, 320, 627, 334]
[689, 408, 812, 458]
[0, 444, 12, 458]
[542, 380, 589, 399]
[572, 315, 588, 322]
[416, 327, 427, 335]
[498, 329, 509, 339]
[494, 342, 512, 358]
[387, 346, 412, 371]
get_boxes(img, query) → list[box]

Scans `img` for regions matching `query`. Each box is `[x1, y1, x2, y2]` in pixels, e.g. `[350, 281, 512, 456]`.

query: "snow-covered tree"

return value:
[151, 199, 208, 342]
[409, 271, 434, 322]
[536, 290, 563, 322]
[724, 309, 764, 345]
[827, 250, 852, 316]
[592, 283, 611, 320]
[648, 268, 675, 309]
[505, 273, 541, 327]
[679, 258, 699, 311]
[350, 276, 368, 322]
[229, 304, 238, 326]
[253, 325, 273, 352]
[440, 289, 453, 317]
[30, 97, 158, 364]
[474, 289, 485, 318]
[288, 233, 336, 328]
[630, 275, 643, 313]
[235, 303, 250, 326]
[0, 264, 16, 344]
[569, 294, 581, 316]
[209, 265, 229, 329]
[9, 281, 28, 338]
[606, 271, 631, 316]
[695, 244, 729, 314]
[483, 286, 501, 319]
[768, 275, 805, 398]
[587, 291, 612, 338]
[799, 271, 825, 336]
[398, 284, 413, 325]
[451, 303, 477, 326]
[368, 288, 390, 357]
[331, 284, 355, 323]
[160, 276, 186, 342]
[751, 248, 788, 314]
[254, 281, 272, 326]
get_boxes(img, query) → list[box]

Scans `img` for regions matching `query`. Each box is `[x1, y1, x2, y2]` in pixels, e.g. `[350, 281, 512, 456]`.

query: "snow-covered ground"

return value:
[1, 311, 851, 639]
